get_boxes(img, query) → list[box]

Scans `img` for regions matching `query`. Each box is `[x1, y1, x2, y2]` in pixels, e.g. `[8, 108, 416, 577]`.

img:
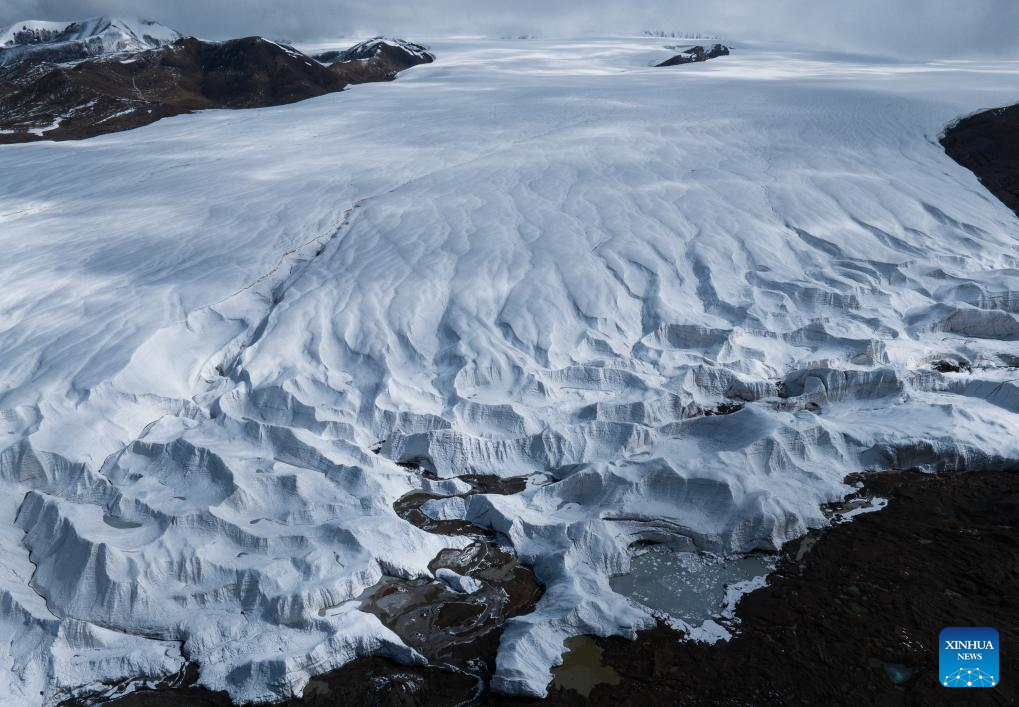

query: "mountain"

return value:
[0, 16, 180, 66]
[320, 36, 432, 63]
[0, 34, 433, 143]
[316, 37, 435, 83]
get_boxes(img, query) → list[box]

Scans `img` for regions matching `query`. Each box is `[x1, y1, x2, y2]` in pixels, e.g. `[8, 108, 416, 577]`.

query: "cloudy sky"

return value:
[2, 0, 1017, 57]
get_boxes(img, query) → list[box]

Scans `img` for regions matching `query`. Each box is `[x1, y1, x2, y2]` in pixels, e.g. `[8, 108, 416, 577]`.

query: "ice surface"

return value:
[0, 35, 1018, 702]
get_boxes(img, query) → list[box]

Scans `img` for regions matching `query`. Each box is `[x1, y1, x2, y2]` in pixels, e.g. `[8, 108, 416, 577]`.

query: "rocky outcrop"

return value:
[656, 43, 730, 67]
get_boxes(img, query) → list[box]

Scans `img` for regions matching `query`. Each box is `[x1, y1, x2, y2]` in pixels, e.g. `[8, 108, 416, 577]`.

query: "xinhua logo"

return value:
[940, 627, 999, 687]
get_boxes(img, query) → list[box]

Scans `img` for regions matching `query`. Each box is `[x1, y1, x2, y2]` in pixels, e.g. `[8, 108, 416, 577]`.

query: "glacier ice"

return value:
[0, 35, 1018, 702]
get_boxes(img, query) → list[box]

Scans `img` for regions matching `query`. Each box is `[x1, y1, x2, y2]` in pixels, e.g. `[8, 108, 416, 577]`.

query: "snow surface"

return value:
[0, 35, 1018, 703]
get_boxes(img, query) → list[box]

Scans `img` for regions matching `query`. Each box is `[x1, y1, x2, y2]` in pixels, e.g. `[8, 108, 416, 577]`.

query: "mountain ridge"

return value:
[0, 28, 434, 143]
[0, 16, 181, 66]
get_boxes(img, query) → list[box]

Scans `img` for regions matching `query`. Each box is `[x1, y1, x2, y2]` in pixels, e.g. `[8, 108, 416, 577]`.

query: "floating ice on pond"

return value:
[610, 546, 775, 631]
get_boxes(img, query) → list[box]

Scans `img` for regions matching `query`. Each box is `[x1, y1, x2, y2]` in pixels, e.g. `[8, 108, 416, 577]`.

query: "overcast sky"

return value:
[2, 0, 1017, 57]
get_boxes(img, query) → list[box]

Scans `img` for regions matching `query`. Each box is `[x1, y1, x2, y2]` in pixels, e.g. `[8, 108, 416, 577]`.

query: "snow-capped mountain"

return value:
[313, 36, 435, 77]
[0, 32, 1018, 706]
[0, 16, 180, 65]
[329, 36, 433, 63]
[0, 34, 433, 144]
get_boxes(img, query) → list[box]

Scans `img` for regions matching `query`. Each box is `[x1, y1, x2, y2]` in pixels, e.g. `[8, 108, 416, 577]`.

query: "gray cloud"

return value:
[2, 0, 1017, 58]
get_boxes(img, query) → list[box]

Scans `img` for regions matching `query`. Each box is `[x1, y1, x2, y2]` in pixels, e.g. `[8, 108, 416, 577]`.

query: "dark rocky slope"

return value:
[0, 35, 433, 143]
[942, 104, 1019, 219]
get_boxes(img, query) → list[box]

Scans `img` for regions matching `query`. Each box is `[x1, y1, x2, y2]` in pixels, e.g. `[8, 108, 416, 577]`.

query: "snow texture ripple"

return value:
[0, 36, 1018, 702]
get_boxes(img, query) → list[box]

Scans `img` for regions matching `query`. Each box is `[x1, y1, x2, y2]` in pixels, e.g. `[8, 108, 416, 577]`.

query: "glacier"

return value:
[0, 35, 1018, 703]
